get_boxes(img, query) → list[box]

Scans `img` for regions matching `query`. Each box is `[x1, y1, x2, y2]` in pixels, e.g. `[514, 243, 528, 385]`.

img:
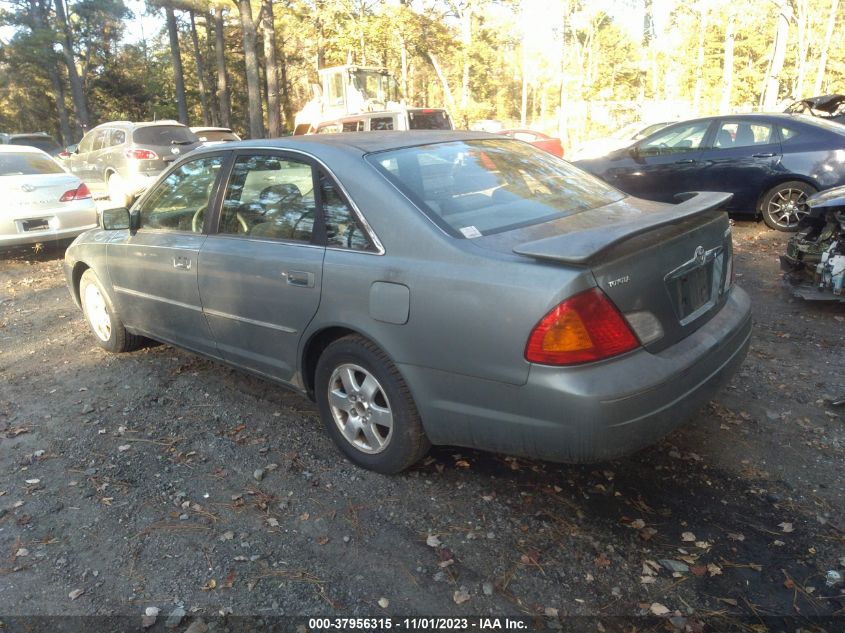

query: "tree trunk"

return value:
[762, 1, 790, 110]
[260, 0, 281, 137]
[235, 0, 264, 138]
[278, 25, 293, 130]
[48, 63, 73, 145]
[189, 11, 211, 126]
[53, 0, 89, 136]
[719, 12, 735, 114]
[29, 0, 73, 143]
[214, 7, 232, 128]
[165, 5, 189, 124]
[315, 0, 325, 69]
[426, 52, 456, 114]
[399, 32, 408, 103]
[520, 38, 528, 127]
[205, 12, 220, 126]
[460, 3, 472, 111]
[813, 0, 839, 94]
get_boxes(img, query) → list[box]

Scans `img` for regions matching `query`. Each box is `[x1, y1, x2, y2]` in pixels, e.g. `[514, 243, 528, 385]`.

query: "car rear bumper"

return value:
[0, 202, 98, 247]
[402, 286, 752, 463]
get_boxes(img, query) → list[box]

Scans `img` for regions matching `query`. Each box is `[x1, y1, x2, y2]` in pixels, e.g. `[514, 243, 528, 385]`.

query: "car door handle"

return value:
[283, 270, 315, 288]
[172, 256, 192, 270]
[752, 152, 777, 158]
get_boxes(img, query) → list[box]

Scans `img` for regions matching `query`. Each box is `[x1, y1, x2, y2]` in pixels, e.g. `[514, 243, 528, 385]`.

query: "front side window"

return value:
[639, 121, 711, 156]
[78, 130, 96, 154]
[368, 139, 624, 237]
[218, 154, 316, 242]
[321, 172, 374, 251]
[111, 130, 126, 146]
[714, 121, 775, 148]
[136, 156, 223, 232]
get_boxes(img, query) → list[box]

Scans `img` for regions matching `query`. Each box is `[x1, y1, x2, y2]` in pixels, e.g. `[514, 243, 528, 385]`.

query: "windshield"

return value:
[350, 69, 397, 103]
[196, 130, 239, 142]
[368, 139, 624, 237]
[133, 125, 199, 146]
[0, 152, 64, 176]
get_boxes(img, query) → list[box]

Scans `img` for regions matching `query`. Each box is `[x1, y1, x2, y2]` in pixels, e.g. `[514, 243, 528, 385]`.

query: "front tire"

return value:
[79, 269, 142, 353]
[760, 181, 815, 231]
[315, 335, 430, 473]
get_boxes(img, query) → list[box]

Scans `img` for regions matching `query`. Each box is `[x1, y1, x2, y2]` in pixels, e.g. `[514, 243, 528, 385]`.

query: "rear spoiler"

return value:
[512, 191, 733, 266]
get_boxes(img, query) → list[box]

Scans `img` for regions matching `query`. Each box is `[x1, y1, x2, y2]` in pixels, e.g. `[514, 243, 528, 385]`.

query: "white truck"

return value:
[293, 65, 453, 135]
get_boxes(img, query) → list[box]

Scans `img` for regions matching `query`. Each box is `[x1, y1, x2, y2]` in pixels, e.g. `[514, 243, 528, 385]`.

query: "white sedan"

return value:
[0, 145, 98, 248]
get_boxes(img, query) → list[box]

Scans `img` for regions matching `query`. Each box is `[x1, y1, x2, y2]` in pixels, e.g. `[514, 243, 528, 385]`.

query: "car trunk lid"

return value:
[4, 173, 85, 215]
[476, 192, 734, 352]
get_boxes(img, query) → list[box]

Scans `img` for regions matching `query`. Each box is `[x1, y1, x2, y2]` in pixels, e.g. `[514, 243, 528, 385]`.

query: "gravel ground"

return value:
[0, 220, 843, 631]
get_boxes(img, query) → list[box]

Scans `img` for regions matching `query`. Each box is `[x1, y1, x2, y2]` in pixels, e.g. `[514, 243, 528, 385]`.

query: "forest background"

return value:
[0, 0, 842, 149]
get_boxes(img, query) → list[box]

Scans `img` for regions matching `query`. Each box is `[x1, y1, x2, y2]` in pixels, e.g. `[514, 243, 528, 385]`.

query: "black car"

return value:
[573, 113, 845, 231]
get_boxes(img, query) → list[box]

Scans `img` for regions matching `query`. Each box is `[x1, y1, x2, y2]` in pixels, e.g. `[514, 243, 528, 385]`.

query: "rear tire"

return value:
[760, 181, 815, 231]
[315, 335, 430, 473]
[107, 172, 131, 208]
[79, 269, 142, 353]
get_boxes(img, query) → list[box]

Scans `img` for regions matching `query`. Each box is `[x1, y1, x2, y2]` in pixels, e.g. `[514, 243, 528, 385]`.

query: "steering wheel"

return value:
[191, 204, 207, 233]
[192, 205, 248, 234]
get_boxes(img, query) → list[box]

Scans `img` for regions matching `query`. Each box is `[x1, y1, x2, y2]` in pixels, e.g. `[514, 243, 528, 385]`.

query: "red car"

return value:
[496, 129, 564, 158]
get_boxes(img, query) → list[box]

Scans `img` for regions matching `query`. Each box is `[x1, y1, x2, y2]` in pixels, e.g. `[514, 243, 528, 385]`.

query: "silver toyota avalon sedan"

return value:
[64, 132, 751, 473]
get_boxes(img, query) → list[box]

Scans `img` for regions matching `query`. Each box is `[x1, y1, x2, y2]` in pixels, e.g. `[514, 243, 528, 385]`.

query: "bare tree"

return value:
[235, 0, 264, 138]
[213, 6, 232, 127]
[260, 0, 281, 137]
[813, 0, 840, 94]
[761, 0, 791, 110]
[720, 12, 735, 113]
[52, 0, 89, 136]
[165, 5, 189, 124]
[189, 10, 211, 125]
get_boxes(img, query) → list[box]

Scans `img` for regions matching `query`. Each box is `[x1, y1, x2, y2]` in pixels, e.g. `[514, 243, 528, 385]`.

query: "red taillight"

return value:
[525, 288, 640, 365]
[125, 148, 158, 160]
[59, 183, 92, 202]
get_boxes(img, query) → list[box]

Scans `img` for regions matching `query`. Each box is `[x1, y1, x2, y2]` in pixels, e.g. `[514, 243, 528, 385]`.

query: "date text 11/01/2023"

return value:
[308, 617, 529, 630]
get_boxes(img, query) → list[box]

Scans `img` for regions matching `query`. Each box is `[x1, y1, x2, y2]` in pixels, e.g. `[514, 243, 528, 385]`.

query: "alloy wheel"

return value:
[327, 363, 393, 454]
[766, 188, 810, 229]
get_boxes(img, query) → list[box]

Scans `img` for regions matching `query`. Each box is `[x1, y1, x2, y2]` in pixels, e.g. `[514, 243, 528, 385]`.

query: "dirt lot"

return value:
[0, 220, 844, 631]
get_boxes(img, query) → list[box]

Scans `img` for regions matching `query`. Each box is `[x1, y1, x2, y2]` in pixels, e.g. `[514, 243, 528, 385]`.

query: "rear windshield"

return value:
[12, 136, 62, 154]
[408, 110, 452, 130]
[196, 130, 239, 142]
[133, 125, 198, 146]
[367, 139, 624, 237]
[0, 152, 64, 176]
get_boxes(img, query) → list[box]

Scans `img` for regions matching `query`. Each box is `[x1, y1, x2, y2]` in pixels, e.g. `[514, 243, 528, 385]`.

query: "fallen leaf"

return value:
[202, 579, 217, 591]
[219, 531, 234, 541]
[649, 603, 670, 616]
[707, 563, 722, 577]
[453, 587, 471, 604]
[639, 527, 658, 540]
[629, 519, 646, 529]
[640, 576, 656, 584]
[24, 479, 40, 485]
[727, 532, 745, 541]
[68, 589, 84, 600]
[222, 569, 236, 589]
[266, 518, 279, 527]
[718, 598, 738, 607]
[426, 534, 442, 548]
[594, 553, 611, 569]
[690, 565, 707, 577]
[681, 531, 696, 542]
[544, 607, 559, 617]
[118, 445, 130, 452]
[316, 536, 330, 545]
[778, 522, 794, 533]
[378, 597, 389, 609]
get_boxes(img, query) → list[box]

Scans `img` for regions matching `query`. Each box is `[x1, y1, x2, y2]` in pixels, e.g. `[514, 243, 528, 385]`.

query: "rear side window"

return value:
[321, 172, 374, 251]
[368, 139, 623, 237]
[342, 120, 364, 132]
[0, 152, 63, 175]
[408, 110, 452, 130]
[371, 117, 394, 131]
[714, 121, 775, 148]
[133, 125, 198, 146]
[218, 154, 316, 242]
[111, 130, 126, 146]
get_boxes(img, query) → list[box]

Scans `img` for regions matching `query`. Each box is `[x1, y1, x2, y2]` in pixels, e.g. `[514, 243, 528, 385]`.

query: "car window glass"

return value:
[0, 152, 64, 175]
[714, 122, 774, 148]
[639, 121, 710, 155]
[342, 120, 364, 132]
[371, 117, 394, 131]
[132, 125, 198, 146]
[92, 130, 109, 151]
[780, 126, 800, 142]
[369, 138, 624, 237]
[219, 154, 316, 242]
[78, 131, 96, 153]
[321, 172, 374, 251]
[136, 156, 223, 232]
[317, 124, 340, 134]
[111, 130, 126, 146]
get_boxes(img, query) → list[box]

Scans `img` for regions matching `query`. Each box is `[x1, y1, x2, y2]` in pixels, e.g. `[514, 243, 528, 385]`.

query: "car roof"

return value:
[191, 130, 500, 159]
[0, 144, 49, 154]
[91, 120, 187, 130]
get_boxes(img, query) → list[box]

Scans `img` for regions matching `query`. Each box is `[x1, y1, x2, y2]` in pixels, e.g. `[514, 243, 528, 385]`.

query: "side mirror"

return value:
[129, 208, 141, 232]
[101, 207, 130, 230]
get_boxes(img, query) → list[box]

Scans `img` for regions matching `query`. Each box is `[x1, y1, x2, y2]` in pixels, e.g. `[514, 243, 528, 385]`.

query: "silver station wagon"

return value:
[64, 132, 752, 473]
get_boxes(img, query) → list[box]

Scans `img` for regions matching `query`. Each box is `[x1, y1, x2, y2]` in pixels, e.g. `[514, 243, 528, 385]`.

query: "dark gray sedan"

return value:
[64, 132, 751, 473]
